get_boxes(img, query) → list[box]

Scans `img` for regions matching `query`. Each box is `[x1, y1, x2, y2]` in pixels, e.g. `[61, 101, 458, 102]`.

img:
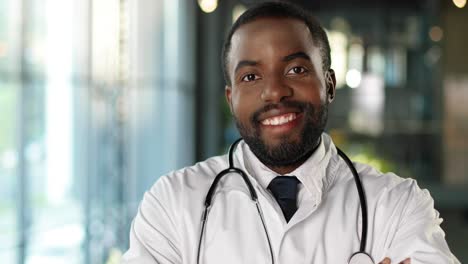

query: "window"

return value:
[0, 0, 196, 263]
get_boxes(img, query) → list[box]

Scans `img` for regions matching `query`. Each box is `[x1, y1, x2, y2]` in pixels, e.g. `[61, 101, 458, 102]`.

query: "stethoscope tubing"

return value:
[336, 147, 369, 252]
[197, 138, 371, 264]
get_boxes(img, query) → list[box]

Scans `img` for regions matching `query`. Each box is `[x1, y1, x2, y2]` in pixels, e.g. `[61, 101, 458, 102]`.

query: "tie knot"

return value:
[268, 176, 300, 200]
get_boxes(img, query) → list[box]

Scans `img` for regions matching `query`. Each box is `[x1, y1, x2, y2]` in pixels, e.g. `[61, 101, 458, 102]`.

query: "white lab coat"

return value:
[122, 134, 460, 264]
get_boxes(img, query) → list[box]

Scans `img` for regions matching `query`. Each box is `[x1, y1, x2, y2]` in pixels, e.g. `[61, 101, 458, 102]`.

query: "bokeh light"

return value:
[198, 0, 218, 13]
[346, 69, 362, 88]
[453, 0, 467, 8]
[429, 26, 444, 42]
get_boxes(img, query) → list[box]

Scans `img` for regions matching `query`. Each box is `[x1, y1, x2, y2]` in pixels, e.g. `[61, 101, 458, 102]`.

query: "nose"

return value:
[260, 76, 293, 103]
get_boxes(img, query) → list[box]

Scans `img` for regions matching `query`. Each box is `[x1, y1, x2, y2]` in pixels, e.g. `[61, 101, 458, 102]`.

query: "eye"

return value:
[241, 73, 259, 82]
[287, 66, 307, 75]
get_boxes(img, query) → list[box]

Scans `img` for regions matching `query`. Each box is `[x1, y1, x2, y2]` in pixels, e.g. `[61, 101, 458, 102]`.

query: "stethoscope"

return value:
[197, 138, 375, 264]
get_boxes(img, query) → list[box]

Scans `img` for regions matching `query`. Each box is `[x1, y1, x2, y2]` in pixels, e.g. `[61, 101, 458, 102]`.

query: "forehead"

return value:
[228, 17, 321, 68]
[234, 17, 311, 40]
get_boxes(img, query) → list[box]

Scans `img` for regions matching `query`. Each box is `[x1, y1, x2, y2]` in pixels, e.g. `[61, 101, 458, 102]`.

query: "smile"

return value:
[260, 113, 297, 126]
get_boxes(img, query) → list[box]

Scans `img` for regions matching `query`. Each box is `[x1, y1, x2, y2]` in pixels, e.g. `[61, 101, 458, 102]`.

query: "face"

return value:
[225, 18, 336, 172]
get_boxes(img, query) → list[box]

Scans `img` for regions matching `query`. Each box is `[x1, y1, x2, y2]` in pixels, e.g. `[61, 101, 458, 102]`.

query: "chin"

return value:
[261, 132, 302, 146]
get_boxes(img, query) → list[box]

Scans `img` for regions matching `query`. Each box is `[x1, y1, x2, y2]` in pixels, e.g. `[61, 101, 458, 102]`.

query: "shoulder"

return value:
[353, 162, 434, 216]
[126, 156, 229, 263]
[354, 162, 423, 194]
[326, 138, 431, 207]
[150, 154, 228, 199]
[136, 154, 228, 227]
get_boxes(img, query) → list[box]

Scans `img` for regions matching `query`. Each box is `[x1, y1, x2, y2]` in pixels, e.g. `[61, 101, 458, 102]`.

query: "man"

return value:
[122, 2, 460, 264]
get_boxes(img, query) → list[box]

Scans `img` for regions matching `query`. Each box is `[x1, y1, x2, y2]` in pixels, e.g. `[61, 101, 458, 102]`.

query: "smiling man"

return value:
[225, 15, 331, 176]
[122, 2, 460, 264]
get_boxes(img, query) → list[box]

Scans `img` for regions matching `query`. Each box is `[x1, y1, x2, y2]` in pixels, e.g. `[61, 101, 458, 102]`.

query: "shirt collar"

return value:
[239, 133, 334, 200]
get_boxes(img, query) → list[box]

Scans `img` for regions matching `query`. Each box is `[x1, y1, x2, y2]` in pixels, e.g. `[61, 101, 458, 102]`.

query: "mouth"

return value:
[252, 102, 306, 136]
[260, 112, 298, 126]
[258, 111, 303, 137]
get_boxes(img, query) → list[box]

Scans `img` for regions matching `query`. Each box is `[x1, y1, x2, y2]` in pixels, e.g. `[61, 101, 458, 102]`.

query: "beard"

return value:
[234, 100, 328, 168]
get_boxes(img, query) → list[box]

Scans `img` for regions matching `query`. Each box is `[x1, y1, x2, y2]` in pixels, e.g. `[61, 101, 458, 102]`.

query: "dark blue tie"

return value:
[268, 176, 300, 222]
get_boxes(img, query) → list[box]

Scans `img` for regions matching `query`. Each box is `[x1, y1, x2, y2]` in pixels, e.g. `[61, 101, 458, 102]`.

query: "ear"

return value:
[325, 69, 337, 103]
[225, 85, 234, 113]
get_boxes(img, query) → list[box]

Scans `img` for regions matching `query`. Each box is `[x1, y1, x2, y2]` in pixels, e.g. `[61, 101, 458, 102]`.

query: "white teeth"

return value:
[261, 113, 297, 126]
[279, 116, 286, 124]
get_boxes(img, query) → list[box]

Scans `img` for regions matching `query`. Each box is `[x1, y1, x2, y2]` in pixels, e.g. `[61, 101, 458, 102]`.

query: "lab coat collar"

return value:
[238, 133, 335, 211]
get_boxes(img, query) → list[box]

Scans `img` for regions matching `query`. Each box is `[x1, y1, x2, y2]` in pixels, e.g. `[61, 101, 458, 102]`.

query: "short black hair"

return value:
[222, 1, 331, 86]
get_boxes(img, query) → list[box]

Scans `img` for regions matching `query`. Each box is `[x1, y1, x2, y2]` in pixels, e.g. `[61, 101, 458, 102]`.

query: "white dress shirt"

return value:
[122, 133, 460, 264]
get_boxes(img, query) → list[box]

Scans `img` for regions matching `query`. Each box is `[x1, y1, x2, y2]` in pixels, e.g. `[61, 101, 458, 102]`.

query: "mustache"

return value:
[251, 101, 309, 123]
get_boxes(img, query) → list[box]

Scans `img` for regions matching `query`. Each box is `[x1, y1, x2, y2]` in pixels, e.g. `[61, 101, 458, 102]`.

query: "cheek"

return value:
[230, 93, 250, 123]
[295, 79, 326, 102]
[318, 88, 327, 102]
[230, 91, 242, 115]
[231, 88, 259, 117]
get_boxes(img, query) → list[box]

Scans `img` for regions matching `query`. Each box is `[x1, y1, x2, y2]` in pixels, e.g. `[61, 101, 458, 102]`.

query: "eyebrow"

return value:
[234, 60, 258, 75]
[282, 51, 311, 62]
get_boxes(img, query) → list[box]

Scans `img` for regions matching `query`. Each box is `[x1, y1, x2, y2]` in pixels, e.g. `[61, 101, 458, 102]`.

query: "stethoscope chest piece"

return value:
[348, 252, 375, 264]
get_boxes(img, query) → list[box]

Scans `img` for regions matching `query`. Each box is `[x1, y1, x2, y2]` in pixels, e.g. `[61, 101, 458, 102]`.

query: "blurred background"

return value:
[0, 0, 467, 263]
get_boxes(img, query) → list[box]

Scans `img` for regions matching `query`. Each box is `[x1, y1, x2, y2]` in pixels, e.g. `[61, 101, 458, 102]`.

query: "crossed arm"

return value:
[121, 176, 460, 263]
